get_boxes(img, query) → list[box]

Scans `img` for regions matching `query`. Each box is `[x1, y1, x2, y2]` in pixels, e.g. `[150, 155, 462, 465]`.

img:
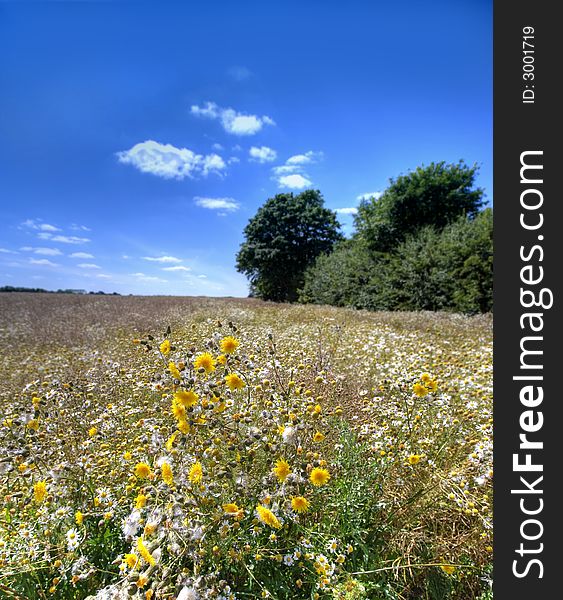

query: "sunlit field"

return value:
[0, 293, 492, 600]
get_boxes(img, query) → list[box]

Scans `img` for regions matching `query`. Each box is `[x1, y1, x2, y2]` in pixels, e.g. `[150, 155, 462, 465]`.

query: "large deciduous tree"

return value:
[236, 190, 343, 302]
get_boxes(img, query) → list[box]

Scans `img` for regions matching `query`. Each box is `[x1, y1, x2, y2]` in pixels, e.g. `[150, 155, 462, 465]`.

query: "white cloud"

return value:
[22, 219, 61, 232]
[77, 263, 101, 269]
[194, 196, 240, 212]
[356, 191, 383, 201]
[37, 233, 91, 244]
[116, 140, 226, 180]
[70, 224, 92, 232]
[277, 174, 312, 189]
[272, 164, 301, 175]
[20, 246, 63, 256]
[70, 252, 94, 259]
[143, 256, 182, 263]
[131, 272, 168, 283]
[162, 265, 192, 272]
[249, 146, 277, 163]
[286, 151, 323, 165]
[0, 248, 18, 254]
[29, 258, 58, 267]
[228, 66, 252, 81]
[191, 102, 275, 136]
[335, 207, 358, 215]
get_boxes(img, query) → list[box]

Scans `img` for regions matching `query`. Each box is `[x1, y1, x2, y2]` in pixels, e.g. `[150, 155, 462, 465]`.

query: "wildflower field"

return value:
[0, 293, 493, 600]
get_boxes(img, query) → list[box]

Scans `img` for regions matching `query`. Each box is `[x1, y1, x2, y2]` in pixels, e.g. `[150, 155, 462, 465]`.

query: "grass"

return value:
[0, 293, 492, 599]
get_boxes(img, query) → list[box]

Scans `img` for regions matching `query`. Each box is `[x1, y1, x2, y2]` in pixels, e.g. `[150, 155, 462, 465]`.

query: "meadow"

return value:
[0, 293, 493, 600]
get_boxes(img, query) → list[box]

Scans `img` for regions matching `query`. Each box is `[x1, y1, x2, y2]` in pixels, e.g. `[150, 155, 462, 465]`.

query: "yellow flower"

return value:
[124, 553, 139, 569]
[134, 462, 152, 479]
[88, 426, 97, 437]
[33, 480, 47, 503]
[123, 451, 133, 461]
[420, 373, 432, 383]
[220, 336, 239, 354]
[165, 432, 178, 451]
[441, 565, 456, 575]
[256, 504, 281, 529]
[217, 354, 227, 365]
[194, 352, 216, 374]
[75, 511, 84, 525]
[427, 379, 438, 392]
[26, 419, 39, 431]
[223, 502, 244, 518]
[159, 340, 171, 355]
[161, 462, 173, 486]
[171, 399, 186, 421]
[225, 373, 245, 391]
[291, 496, 309, 513]
[407, 454, 421, 465]
[188, 461, 203, 484]
[313, 431, 325, 443]
[310, 467, 330, 487]
[413, 383, 428, 397]
[273, 459, 291, 482]
[168, 362, 181, 379]
[136, 537, 156, 566]
[135, 494, 148, 509]
[174, 390, 199, 408]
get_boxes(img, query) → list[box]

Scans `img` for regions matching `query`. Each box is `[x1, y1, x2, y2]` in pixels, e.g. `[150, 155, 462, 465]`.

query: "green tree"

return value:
[355, 161, 484, 253]
[236, 190, 343, 302]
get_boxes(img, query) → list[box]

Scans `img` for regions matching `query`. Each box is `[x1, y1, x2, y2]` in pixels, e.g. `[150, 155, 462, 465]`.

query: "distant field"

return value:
[0, 294, 493, 600]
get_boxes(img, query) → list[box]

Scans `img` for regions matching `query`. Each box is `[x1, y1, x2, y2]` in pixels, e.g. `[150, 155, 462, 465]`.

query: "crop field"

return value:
[0, 294, 493, 600]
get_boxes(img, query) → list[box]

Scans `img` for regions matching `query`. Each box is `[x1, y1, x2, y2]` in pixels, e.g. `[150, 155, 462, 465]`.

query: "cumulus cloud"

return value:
[356, 191, 383, 201]
[143, 256, 182, 263]
[70, 252, 94, 259]
[29, 258, 58, 267]
[77, 263, 101, 269]
[335, 207, 359, 215]
[162, 265, 192, 272]
[249, 146, 277, 163]
[190, 102, 275, 136]
[22, 219, 61, 232]
[286, 151, 323, 165]
[116, 140, 226, 180]
[20, 247, 62, 256]
[194, 197, 240, 212]
[277, 174, 312, 189]
[0, 248, 17, 254]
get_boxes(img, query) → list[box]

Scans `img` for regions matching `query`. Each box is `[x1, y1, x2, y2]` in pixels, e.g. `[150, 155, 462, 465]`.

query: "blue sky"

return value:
[0, 0, 492, 296]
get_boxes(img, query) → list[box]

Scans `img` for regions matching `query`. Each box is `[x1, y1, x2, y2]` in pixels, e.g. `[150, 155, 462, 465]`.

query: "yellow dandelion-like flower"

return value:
[413, 383, 428, 397]
[194, 352, 216, 374]
[123, 451, 133, 461]
[75, 511, 84, 525]
[291, 496, 309, 513]
[177, 420, 191, 434]
[310, 467, 330, 487]
[216, 354, 227, 365]
[256, 504, 281, 529]
[313, 431, 325, 442]
[220, 336, 239, 354]
[222, 502, 240, 514]
[135, 494, 148, 509]
[159, 340, 171, 355]
[420, 373, 432, 383]
[134, 463, 152, 479]
[441, 565, 456, 575]
[161, 462, 173, 486]
[165, 432, 178, 451]
[174, 390, 199, 408]
[136, 537, 156, 566]
[273, 459, 291, 482]
[26, 419, 39, 431]
[225, 373, 245, 391]
[168, 362, 181, 379]
[124, 553, 139, 569]
[407, 454, 422, 465]
[427, 379, 438, 392]
[188, 461, 203, 484]
[33, 480, 47, 503]
[171, 399, 186, 421]
[88, 427, 97, 437]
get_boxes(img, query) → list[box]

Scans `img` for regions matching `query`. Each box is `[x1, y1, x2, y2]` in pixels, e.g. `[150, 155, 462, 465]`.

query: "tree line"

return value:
[236, 161, 492, 313]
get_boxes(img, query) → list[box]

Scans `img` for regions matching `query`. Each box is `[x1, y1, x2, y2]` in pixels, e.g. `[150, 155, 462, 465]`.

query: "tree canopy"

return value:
[236, 190, 343, 302]
[354, 161, 484, 253]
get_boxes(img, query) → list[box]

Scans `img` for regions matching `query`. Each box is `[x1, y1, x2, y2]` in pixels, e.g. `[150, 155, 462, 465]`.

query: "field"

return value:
[0, 294, 493, 600]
